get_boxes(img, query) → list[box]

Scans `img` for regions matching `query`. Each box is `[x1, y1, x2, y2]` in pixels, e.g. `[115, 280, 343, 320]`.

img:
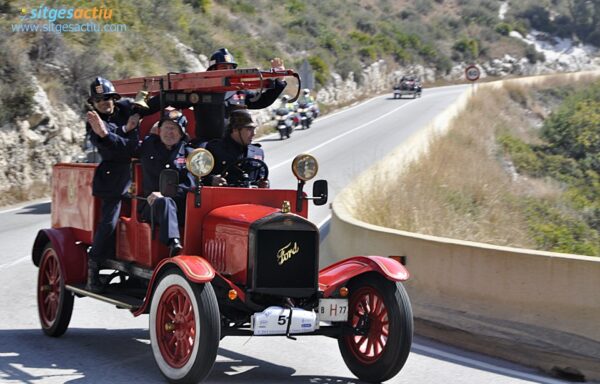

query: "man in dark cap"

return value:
[204, 109, 269, 188]
[138, 109, 195, 257]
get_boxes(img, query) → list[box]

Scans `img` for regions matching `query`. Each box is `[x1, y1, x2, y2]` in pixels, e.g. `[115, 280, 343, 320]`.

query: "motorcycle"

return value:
[296, 101, 314, 129]
[274, 107, 294, 139]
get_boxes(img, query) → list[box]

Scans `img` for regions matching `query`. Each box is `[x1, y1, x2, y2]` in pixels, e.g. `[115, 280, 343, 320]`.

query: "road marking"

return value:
[412, 343, 570, 384]
[0, 255, 29, 270]
[0, 199, 51, 215]
[270, 100, 417, 171]
[256, 94, 385, 142]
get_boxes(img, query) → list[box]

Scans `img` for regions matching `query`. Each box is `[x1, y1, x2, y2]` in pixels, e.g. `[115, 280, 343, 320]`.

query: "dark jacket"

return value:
[88, 98, 161, 198]
[204, 136, 266, 185]
[88, 99, 139, 198]
[138, 135, 196, 213]
[194, 79, 287, 142]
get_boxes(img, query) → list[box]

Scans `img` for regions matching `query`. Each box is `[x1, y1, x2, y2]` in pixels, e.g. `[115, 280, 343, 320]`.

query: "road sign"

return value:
[465, 65, 480, 82]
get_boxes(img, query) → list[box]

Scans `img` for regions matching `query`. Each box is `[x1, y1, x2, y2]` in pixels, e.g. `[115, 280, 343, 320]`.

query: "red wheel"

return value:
[37, 243, 73, 337]
[150, 271, 220, 383]
[339, 273, 413, 383]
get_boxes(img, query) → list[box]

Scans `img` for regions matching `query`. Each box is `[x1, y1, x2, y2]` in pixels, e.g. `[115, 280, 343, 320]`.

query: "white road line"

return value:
[412, 343, 570, 384]
[256, 94, 385, 143]
[0, 205, 28, 214]
[0, 199, 51, 215]
[308, 94, 383, 123]
[0, 255, 30, 270]
[270, 100, 417, 171]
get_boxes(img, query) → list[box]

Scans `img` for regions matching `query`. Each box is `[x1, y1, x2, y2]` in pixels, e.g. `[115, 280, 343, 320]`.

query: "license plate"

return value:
[318, 298, 348, 322]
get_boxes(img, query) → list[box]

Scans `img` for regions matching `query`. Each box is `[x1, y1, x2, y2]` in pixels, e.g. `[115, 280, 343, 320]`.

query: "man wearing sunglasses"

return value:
[85, 76, 159, 292]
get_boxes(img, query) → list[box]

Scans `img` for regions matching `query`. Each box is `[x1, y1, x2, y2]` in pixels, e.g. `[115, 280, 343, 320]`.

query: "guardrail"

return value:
[323, 71, 600, 381]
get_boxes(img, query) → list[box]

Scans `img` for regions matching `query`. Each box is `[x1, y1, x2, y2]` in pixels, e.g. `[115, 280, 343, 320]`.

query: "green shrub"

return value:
[497, 133, 543, 176]
[0, 38, 35, 125]
[452, 37, 480, 60]
[525, 44, 545, 63]
[524, 199, 600, 255]
[541, 82, 600, 166]
[308, 55, 329, 86]
[495, 22, 511, 35]
[358, 46, 378, 61]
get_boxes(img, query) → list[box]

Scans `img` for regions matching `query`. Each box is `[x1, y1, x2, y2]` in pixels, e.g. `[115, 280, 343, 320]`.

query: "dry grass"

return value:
[351, 74, 599, 248]
[0, 181, 51, 208]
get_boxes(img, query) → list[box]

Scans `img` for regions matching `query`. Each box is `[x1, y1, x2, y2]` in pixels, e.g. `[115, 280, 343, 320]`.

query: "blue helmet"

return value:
[160, 109, 188, 135]
[208, 48, 238, 70]
[88, 77, 120, 102]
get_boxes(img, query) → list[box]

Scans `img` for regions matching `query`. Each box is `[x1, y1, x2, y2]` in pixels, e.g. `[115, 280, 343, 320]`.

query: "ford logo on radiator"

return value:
[276, 242, 300, 266]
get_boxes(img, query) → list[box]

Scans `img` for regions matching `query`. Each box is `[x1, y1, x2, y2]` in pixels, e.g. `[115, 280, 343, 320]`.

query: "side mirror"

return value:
[159, 169, 179, 198]
[312, 180, 328, 206]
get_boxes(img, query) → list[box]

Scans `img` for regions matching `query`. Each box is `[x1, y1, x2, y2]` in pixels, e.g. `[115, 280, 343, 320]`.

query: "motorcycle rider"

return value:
[204, 109, 268, 188]
[192, 48, 287, 144]
[298, 88, 320, 119]
[298, 88, 314, 104]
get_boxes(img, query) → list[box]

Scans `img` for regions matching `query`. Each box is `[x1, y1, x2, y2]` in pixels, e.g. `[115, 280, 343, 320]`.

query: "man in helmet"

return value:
[138, 109, 195, 257]
[191, 48, 287, 145]
[297, 88, 319, 118]
[204, 108, 269, 188]
[298, 88, 314, 104]
[85, 76, 161, 292]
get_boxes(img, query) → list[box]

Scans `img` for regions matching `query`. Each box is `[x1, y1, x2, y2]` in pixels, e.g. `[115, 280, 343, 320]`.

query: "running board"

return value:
[66, 284, 140, 310]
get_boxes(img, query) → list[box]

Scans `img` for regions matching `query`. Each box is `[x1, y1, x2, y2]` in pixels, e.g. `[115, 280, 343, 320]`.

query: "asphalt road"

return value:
[0, 86, 573, 383]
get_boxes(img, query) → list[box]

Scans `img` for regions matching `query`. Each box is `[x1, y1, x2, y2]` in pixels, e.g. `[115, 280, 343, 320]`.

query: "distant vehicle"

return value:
[274, 105, 294, 139]
[296, 101, 314, 129]
[393, 75, 422, 99]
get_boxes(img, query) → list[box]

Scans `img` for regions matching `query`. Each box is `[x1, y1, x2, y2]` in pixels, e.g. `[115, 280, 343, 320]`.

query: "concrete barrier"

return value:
[324, 71, 600, 381]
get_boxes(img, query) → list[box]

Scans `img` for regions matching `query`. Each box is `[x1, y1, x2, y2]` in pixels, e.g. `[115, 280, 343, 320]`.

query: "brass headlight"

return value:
[291, 154, 319, 181]
[186, 148, 215, 178]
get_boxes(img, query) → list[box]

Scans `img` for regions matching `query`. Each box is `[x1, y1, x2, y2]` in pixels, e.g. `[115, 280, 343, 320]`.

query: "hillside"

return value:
[350, 74, 600, 256]
[0, 0, 599, 206]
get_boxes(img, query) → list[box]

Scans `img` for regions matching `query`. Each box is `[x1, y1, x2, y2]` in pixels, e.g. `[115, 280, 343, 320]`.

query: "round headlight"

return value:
[186, 148, 214, 178]
[291, 154, 319, 181]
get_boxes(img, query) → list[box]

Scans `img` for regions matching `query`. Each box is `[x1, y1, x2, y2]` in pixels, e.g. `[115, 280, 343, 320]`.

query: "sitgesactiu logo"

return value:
[20, 5, 113, 22]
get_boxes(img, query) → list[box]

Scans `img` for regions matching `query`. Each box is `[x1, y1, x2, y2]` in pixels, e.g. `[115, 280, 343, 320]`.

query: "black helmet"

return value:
[88, 77, 120, 102]
[160, 108, 188, 136]
[208, 48, 237, 70]
[229, 109, 257, 129]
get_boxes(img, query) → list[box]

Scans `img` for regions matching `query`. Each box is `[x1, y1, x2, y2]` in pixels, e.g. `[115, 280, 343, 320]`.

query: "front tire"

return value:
[338, 273, 413, 383]
[37, 243, 74, 337]
[150, 271, 220, 384]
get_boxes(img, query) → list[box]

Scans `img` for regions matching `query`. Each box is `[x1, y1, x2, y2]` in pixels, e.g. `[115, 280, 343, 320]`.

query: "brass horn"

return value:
[133, 90, 149, 109]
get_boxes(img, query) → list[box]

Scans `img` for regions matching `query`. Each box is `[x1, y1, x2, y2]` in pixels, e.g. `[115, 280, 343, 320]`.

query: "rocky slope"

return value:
[1, 4, 600, 206]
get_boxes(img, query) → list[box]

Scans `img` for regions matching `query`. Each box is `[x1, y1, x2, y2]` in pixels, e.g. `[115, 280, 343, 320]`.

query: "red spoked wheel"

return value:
[338, 273, 413, 383]
[37, 243, 74, 337]
[150, 270, 220, 384]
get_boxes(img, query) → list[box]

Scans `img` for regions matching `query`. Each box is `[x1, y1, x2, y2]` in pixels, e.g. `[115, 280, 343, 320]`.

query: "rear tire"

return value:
[150, 271, 220, 384]
[338, 273, 413, 383]
[37, 243, 74, 337]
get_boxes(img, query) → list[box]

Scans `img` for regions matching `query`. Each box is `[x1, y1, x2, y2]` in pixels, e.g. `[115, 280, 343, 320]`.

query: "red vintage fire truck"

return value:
[32, 68, 413, 383]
